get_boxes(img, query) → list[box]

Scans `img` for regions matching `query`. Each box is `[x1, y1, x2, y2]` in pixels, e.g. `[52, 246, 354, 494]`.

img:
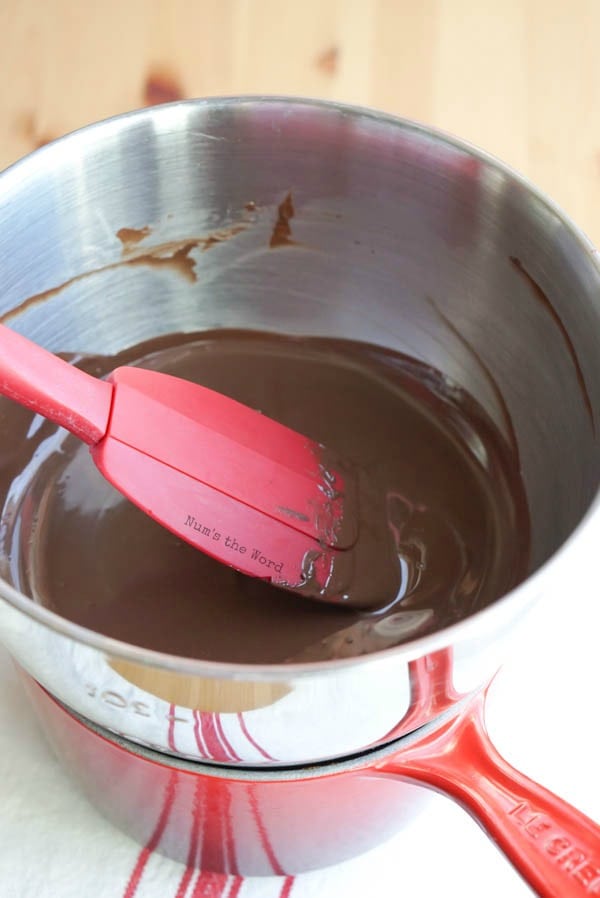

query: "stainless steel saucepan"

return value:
[0, 97, 598, 766]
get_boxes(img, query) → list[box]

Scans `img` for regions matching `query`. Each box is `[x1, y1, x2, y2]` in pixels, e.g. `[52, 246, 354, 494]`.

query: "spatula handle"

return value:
[0, 323, 112, 445]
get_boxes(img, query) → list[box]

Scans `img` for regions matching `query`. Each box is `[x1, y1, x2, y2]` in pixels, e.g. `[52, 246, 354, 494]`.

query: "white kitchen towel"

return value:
[0, 521, 598, 898]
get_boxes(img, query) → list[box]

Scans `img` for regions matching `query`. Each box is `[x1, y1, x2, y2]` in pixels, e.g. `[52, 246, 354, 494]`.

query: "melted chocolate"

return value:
[0, 331, 530, 663]
[510, 256, 594, 431]
[116, 226, 153, 248]
[269, 193, 295, 248]
[0, 224, 252, 326]
[427, 295, 520, 463]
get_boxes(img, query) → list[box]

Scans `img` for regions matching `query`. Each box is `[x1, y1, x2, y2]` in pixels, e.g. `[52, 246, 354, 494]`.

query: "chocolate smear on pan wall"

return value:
[510, 256, 594, 432]
[0, 222, 252, 325]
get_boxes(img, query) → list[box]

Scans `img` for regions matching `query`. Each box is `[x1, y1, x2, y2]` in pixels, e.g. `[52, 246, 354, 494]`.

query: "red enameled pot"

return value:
[22, 657, 600, 898]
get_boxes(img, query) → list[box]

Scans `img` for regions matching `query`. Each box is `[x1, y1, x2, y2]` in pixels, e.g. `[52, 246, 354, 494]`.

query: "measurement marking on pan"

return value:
[84, 684, 151, 716]
[165, 712, 189, 723]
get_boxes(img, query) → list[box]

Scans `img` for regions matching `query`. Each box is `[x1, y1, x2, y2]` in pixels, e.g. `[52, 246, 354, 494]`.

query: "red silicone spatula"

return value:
[0, 323, 362, 602]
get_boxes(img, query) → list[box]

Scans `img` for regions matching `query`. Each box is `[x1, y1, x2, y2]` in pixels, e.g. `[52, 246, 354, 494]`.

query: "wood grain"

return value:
[1, 0, 600, 241]
[109, 659, 290, 712]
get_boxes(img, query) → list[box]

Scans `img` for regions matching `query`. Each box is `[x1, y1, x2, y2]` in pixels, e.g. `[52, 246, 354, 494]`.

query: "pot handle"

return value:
[374, 689, 600, 898]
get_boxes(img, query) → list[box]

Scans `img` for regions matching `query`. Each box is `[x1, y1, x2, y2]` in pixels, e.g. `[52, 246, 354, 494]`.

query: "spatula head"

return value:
[90, 366, 366, 602]
[107, 367, 357, 549]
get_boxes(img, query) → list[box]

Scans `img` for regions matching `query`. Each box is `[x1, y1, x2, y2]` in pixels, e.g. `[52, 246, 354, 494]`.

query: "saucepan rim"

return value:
[44, 679, 470, 780]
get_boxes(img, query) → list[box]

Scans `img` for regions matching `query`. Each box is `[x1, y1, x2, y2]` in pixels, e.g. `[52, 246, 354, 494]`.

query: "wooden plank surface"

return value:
[1, 0, 600, 242]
